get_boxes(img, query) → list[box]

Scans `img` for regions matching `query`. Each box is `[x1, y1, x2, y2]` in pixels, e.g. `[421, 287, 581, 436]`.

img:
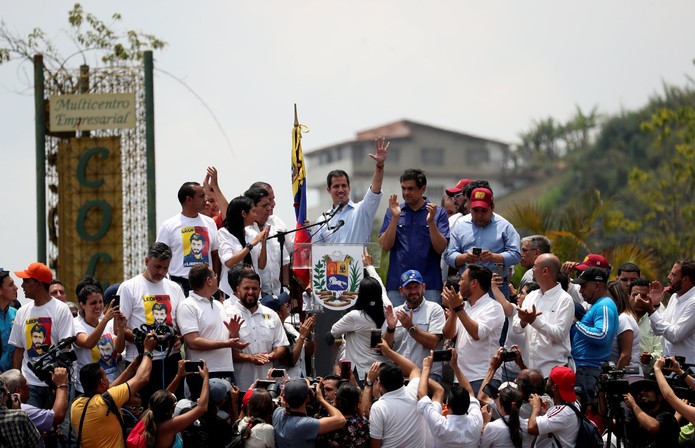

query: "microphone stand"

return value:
[267, 216, 339, 297]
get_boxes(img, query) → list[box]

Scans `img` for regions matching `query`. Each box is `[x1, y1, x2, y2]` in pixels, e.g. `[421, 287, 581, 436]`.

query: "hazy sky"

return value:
[2, 1, 694, 299]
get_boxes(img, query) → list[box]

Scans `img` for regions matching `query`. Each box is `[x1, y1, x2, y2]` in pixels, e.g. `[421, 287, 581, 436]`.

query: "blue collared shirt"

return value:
[445, 212, 520, 273]
[314, 187, 382, 244]
[380, 198, 450, 290]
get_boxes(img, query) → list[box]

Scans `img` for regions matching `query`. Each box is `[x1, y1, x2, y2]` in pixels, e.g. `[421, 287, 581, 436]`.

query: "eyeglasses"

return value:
[453, 193, 464, 200]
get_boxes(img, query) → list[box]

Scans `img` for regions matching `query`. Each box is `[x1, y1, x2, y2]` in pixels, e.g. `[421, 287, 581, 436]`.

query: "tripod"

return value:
[604, 393, 628, 448]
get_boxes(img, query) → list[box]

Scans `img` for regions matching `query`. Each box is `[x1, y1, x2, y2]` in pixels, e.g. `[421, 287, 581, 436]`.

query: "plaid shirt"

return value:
[0, 407, 41, 448]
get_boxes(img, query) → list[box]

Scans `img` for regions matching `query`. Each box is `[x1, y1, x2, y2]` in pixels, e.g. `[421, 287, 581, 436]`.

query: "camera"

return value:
[596, 362, 630, 397]
[132, 323, 176, 356]
[665, 355, 687, 369]
[27, 336, 77, 388]
[501, 349, 517, 363]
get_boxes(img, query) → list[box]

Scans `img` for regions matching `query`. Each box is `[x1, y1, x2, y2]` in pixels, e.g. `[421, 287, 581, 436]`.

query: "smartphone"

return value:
[340, 360, 352, 380]
[111, 295, 120, 308]
[493, 263, 505, 276]
[256, 380, 275, 389]
[370, 330, 382, 348]
[184, 361, 204, 373]
[482, 382, 499, 399]
[432, 349, 452, 362]
[472, 247, 482, 256]
[271, 369, 286, 378]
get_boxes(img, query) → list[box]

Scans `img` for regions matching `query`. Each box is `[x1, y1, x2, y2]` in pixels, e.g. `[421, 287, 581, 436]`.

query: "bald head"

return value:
[531, 253, 561, 292]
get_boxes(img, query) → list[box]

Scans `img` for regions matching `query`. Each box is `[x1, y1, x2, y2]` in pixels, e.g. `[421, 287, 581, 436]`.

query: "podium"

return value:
[293, 242, 381, 377]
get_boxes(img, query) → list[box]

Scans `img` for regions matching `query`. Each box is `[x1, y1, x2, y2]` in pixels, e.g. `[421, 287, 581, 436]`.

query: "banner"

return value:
[57, 137, 123, 294]
[49, 93, 136, 132]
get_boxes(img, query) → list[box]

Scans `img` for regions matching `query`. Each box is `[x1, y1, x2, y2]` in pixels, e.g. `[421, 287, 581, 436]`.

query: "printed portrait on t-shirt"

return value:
[95, 334, 118, 375]
[182, 226, 210, 267]
[25, 318, 53, 358]
[142, 295, 173, 329]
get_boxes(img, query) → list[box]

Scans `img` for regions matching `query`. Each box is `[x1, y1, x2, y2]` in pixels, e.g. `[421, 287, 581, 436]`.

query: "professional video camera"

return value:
[132, 323, 176, 356]
[660, 355, 695, 402]
[27, 336, 77, 388]
[596, 361, 630, 397]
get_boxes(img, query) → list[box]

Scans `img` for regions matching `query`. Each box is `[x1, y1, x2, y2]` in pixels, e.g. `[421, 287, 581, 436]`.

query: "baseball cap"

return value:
[549, 366, 577, 403]
[242, 388, 256, 408]
[571, 266, 610, 285]
[400, 270, 424, 287]
[445, 179, 473, 197]
[15, 262, 52, 284]
[260, 292, 290, 312]
[283, 379, 310, 405]
[173, 398, 196, 417]
[629, 379, 660, 396]
[209, 378, 232, 404]
[575, 254, 610, 271]
[103, 283, 121, 306]
[469, 188, 493, 210]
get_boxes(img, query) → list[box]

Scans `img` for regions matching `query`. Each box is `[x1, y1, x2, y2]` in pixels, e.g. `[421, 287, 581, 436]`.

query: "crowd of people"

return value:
[1, 137, 695, 448]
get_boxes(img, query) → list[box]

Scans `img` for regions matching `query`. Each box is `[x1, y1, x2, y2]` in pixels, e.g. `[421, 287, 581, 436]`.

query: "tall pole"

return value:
[34, 54, 46, 263]
[144, 51, 156, 243]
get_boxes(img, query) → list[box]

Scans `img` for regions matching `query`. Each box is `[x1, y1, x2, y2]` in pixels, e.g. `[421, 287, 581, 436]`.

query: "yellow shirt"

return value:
[71, 383, 131, 448]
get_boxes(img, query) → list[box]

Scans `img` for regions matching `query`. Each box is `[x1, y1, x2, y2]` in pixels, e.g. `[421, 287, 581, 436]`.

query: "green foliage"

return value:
[627, 105, 695, 265]
[0, 3, 166, 73]
[349, 261, 361, 292]
[313, 257, 326, 290]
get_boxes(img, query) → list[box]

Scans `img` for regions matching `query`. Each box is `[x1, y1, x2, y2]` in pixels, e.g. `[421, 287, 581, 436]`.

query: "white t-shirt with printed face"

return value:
[117, 274, 184, 362]
[156, 213, 219, 278]
[73, 317, 119, 392]
[8, 299, 75, 387]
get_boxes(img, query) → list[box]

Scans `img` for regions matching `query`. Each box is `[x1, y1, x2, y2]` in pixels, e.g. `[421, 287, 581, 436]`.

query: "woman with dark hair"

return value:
[608, 280, 642, 376]
[217, 196, 269, 297]
[330, 275, 387, 382]
[74, 284, 126, 393]
[480, 383, 526, 448]
[138, 363, 209, 448]
[317, 382, 369, 448]
[236, 389, 276, 448]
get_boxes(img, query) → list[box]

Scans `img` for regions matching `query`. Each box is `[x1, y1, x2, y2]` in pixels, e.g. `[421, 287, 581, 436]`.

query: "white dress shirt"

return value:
[650, 285, 695, 362]
[512, 283, 574, 377]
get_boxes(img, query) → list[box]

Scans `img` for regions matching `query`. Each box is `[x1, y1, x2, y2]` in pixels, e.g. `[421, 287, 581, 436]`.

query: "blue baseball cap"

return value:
[400, 270, 424, 287]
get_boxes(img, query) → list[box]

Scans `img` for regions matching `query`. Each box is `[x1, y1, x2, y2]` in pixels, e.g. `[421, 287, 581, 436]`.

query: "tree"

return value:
[0, 3, 166, 90]
[628, 105, 695, 266]
[507, 189, 657, 279]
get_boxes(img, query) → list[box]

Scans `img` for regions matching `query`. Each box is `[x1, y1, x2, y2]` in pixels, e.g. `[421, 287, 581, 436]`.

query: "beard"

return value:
[240, 295, 259, 310]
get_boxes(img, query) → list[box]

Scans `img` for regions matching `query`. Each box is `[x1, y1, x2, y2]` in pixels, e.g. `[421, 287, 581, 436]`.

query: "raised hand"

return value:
[385, 305, 398, 329]
[225, 315, 244, 336]
[425, 203, 437, 224]
[388, 193, 401, 218]
[369, 136, 390, 166]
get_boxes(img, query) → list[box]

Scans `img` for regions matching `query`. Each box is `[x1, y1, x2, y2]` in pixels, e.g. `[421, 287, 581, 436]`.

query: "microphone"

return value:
[58, 336, 77, 349]
[331, 220, 345, 232]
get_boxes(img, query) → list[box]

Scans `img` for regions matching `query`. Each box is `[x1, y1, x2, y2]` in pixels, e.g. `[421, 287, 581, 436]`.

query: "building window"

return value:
[421, 148, 444, 165]
[465, 147, 489, 166]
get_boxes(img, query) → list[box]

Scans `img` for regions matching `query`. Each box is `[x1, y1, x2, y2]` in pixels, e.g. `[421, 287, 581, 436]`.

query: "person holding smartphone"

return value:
[176, 264, 249, 399]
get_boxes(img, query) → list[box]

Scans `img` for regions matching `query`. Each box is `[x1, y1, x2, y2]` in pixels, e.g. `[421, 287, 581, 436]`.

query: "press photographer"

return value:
[654, 356, 695, 426]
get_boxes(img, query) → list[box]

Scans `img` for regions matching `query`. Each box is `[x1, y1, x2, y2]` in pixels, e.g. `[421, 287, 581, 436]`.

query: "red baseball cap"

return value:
[575, 254, 610, 271]
[15, 262, 52, 284]
[469, 188, 493, 210]
[445, 179, 473, 196]
[550, 366, 576, 403]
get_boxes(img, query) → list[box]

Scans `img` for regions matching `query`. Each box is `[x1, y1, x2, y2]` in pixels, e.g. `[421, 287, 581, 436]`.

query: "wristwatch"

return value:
[408, 326, 416, 335]
[144, 351, 154, 359]
[245, 243, 254, 251]
[386, 327, 396, 333]
[453, 304, 464, 313]
[365, 380, 374, 387]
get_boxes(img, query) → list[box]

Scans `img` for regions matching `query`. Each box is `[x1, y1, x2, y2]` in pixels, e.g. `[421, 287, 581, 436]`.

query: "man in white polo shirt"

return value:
[226, 270, 288, 391]
[177, 264, 249, 399]
[443, 264, 504, 394]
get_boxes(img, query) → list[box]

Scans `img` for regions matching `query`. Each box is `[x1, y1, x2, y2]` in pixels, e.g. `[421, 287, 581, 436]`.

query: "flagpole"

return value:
[294, 103, 299, 127]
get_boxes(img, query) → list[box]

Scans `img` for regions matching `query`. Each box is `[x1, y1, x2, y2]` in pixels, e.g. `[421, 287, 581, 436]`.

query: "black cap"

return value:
[571, 266, 609, 285]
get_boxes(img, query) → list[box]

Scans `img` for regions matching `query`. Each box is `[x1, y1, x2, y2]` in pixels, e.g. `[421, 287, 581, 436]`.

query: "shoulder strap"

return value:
[102, 390, 127, 444]
[76, 395, 96, 447]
